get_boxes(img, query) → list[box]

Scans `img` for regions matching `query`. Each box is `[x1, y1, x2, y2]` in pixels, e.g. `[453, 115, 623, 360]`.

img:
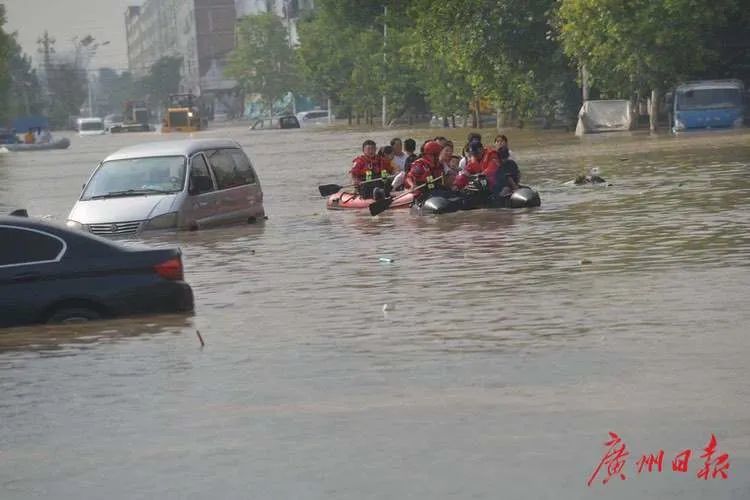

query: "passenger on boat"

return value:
[350, 140, 391, 199]
[405, 141, 444, 198]
[377, 145, 397, 175]
[438, 142, 459, 188]
[38, 129, 52, 144]
[492, 145, 520, 197]
[493, 134, 516, 162]
[24, 129, 35, 144]
[390, 138, 407, 172]
[453, 141, 500, 191]
[403, 138, 418, 173]
[458, 132, 482, 170]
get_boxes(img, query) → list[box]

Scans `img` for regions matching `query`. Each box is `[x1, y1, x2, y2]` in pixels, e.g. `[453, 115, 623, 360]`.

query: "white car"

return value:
[295, 110, 333, 127]
[78, 117, 106, 136]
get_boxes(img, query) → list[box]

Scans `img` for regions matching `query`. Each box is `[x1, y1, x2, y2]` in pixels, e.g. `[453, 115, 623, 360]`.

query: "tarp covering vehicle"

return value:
[575, 100, 633, 136]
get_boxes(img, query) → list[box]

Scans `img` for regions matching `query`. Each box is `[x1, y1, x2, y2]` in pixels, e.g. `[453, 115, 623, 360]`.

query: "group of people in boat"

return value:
[349, 133, 521, 204]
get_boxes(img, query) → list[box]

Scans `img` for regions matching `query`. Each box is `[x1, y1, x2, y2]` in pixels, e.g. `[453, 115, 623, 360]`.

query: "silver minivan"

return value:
[66, 139, 265, 236]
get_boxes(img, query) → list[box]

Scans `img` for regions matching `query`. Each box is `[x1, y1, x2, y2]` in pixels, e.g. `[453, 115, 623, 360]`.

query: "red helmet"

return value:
[423, 141, 443, 157]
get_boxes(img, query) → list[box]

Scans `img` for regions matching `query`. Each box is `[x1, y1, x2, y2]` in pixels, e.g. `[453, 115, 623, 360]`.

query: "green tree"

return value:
[296, 8, 355, 119]
[408, 0, 577, 128]
[138, 56, 183, 109]
[556, 0, 740, 128]
[226, 13, 297, 119]
[47, 62, 87, 127]
[5, 36, 45, 118]
[0, 5, 12, 123]
[98, 68, 139, 115]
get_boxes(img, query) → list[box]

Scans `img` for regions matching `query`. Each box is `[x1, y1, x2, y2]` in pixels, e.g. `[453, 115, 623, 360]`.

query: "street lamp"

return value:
[86, 41, 111, 117]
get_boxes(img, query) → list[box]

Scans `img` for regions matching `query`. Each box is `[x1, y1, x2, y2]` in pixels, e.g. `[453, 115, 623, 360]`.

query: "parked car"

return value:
[296, 110, 333, 127]
[66, 139, 265, 236]
[77, 117, 106, 136]
[0, 211, 193, 328]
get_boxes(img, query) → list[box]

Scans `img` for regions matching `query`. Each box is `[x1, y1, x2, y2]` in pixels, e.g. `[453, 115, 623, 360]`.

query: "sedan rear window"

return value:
[0, 227, 65, 267]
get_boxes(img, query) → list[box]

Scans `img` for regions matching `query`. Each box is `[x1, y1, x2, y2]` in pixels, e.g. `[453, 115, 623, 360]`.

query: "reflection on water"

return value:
[1, 127, 749, 499]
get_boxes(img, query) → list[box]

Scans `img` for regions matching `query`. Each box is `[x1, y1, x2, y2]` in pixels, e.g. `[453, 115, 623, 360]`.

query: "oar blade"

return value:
[318, 184, 342, 197]
[369, 197, 393, 216]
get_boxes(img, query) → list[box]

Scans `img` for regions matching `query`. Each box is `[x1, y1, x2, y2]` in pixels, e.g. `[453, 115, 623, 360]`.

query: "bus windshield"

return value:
[676, 88, 743, 111]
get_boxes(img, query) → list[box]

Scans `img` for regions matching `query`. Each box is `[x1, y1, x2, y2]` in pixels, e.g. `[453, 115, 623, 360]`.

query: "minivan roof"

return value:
[103, 139, 242, 161]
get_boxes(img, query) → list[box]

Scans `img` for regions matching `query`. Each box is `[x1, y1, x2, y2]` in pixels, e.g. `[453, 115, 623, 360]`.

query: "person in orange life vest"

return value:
[453, 141, 499, 190]
[376, 145, 397, 176]
[350, 139, 388, 198]
[405, 141, 444, 197]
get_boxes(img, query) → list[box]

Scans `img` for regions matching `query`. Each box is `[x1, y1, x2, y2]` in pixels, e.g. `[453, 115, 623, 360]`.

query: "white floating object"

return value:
[382, 303, 395, 312]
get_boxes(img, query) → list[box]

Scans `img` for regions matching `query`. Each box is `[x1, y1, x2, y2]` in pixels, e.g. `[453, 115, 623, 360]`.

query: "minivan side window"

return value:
[189, 154, 214, 194]
[206, 149, 255, 189]
[0, 227, 65, 267]
[228, 150, 257, 184]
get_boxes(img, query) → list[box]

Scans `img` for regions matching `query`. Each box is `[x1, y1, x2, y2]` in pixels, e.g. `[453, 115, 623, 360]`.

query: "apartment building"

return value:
[125, 0, 314, 116]
[124, 0, 237, 105]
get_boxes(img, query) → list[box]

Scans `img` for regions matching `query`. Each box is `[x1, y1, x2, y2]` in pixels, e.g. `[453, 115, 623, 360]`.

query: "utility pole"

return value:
[382, 5, 387, 128]
[37, 31, 55, 103]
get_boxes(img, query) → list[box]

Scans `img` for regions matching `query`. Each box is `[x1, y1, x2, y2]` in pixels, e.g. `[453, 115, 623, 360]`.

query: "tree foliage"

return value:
[0, 5, 12, 123]
[46, 62, 87, 127]
[226, 13, 297, 116]
[138, 56, 183, 108]
[5, 36, 44, 118]
[557, 0, 741, 95]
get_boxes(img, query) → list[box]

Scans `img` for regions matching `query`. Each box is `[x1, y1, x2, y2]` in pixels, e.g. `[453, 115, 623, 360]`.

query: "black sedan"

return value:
[0, 212, 194, 328]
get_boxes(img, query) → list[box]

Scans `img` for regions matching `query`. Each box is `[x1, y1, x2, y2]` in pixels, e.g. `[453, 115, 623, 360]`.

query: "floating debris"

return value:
[382, 303, 395, 312]
[196, 329, 205, 347]
[379, 257, 394, 263]
[579, 258, 593, 265]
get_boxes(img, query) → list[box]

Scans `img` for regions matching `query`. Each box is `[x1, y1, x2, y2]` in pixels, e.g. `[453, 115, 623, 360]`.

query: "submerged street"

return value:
[1, 125, 749, 499]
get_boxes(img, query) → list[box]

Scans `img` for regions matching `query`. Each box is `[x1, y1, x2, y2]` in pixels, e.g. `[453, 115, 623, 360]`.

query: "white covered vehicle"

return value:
[575, 100, 633, 136]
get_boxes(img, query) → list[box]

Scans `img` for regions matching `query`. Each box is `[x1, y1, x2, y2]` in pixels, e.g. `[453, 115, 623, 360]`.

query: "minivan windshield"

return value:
[80, 121, 104, 131]
[82, 156, 187, 200]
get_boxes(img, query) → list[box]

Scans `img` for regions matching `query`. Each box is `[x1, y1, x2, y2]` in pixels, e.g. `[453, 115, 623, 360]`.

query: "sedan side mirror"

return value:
[189, 175, 212, 195]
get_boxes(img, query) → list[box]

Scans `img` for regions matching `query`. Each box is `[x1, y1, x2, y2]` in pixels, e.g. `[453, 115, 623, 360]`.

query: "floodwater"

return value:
[1, 124, 749, 499]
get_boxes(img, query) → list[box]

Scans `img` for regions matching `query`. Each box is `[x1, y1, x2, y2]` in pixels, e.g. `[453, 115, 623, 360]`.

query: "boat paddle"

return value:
[318, 175, 396, 197]
[369, 175, 444, 217]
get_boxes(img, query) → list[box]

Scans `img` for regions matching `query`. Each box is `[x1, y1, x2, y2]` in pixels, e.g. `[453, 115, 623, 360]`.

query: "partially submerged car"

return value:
[66, 139, 265, 236]
[78, 117, 106, 136]
[0, 211, 193, 328]
[574, 100, 633, 135]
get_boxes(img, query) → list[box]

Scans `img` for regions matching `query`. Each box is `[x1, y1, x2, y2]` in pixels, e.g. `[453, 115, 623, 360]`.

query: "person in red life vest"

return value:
[350, 139, 389, 198]
[452, 141, 500, 191]
[405, 140, 444, 198]
[376, 145, 397, 178]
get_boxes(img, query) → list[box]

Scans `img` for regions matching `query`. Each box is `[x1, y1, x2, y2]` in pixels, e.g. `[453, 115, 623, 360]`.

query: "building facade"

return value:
[125, 0, 237, 112]
[234, 0, 315, 45]
[125, 0, 314, 117]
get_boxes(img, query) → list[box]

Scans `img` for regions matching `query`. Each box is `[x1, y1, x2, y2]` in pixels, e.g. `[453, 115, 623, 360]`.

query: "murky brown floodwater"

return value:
[1, 125, 749, 499]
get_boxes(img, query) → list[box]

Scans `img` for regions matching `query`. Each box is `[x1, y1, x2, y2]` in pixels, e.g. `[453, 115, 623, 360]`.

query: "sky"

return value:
[2, 0, 139, 71]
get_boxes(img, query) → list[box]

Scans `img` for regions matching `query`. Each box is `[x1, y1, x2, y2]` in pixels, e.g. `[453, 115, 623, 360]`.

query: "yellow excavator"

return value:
[162, 93, 207, 133]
